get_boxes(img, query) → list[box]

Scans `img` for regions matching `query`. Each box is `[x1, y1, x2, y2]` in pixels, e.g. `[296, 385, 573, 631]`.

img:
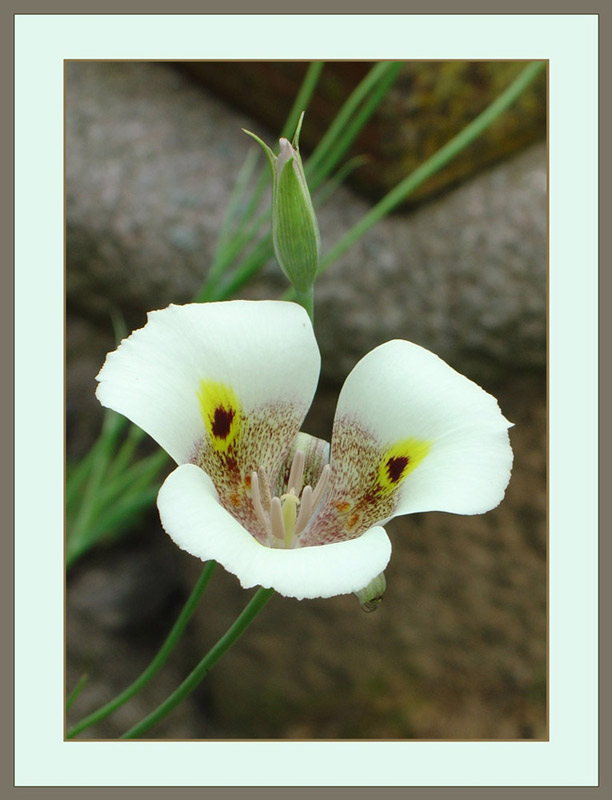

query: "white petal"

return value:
[157, 464, 392, 600]
[95, 300, 320, 464]
[330, 340, 513, 520]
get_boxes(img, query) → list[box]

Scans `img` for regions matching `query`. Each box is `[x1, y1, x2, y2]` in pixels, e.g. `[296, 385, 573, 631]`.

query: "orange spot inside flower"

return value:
[347, 512, 360, 530]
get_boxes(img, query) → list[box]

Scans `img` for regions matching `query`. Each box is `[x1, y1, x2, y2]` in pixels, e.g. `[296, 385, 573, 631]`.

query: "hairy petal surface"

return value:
[158, 464, 392, 600]
[302, 340, 513, 546]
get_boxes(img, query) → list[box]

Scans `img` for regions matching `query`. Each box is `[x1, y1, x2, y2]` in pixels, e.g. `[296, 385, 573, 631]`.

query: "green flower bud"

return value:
[354, 572, 386, 613]
[244, 115, 321, 292]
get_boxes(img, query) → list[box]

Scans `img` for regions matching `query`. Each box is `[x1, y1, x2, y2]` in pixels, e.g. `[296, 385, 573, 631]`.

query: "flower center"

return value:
[250, 449, 331, 548]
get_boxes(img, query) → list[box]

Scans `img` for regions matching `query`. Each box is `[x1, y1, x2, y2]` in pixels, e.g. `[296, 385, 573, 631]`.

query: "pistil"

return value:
[250, 450, 332, 548]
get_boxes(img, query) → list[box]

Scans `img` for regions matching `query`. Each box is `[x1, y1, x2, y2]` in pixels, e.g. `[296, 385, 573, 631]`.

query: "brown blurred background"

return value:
[65, 61, 547, 740]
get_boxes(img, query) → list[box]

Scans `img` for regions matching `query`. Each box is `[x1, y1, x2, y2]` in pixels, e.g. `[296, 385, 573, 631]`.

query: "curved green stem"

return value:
[120, 585, 275, 739]
[66, 560, 217, 739]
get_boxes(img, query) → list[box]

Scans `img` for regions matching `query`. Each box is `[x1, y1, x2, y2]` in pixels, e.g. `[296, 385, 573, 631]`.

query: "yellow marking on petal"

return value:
[377, 438, 431, 495]
[197, 379, 242, 454]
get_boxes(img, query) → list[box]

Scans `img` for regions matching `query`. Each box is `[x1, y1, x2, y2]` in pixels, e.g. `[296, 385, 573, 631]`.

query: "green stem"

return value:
[120, 585, 275, 739]
[294, 285, 314, 323]
[318, 60, 545, 273]
[66, 561, 217, 739]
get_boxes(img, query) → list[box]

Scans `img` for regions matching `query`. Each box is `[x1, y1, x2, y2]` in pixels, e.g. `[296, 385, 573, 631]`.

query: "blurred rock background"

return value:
[65, 61, 547, 740]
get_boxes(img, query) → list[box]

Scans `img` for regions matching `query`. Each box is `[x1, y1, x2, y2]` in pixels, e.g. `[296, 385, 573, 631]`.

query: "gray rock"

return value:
[311, 143, 546, 384]
[66, 61, 248, 320]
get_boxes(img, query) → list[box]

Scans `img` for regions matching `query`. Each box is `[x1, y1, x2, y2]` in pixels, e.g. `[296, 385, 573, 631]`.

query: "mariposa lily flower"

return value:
[96, 301, 513, 603]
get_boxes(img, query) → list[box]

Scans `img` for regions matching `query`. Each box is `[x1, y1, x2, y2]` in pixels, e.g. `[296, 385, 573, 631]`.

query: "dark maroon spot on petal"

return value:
[386, 455, 409, 483]
[212, 407, 235, 439]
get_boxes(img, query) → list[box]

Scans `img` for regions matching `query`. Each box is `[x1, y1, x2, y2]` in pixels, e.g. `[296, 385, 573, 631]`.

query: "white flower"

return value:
[96, 301, 513, 601]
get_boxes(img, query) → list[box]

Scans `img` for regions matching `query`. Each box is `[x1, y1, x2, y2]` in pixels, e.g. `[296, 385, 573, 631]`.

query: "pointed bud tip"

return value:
[277, 138, 296, 171]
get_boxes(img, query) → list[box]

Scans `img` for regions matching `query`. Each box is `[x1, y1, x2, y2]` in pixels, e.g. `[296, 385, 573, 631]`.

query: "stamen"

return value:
[310, 463, 331, 509]
[287, 449, 305, 494]
[269, 496, 285, 541]
[257, 466, 272, 509]
[249, 460, 332, 549]
[294, 485, 313, 535]
[250, 471, 269, 533]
